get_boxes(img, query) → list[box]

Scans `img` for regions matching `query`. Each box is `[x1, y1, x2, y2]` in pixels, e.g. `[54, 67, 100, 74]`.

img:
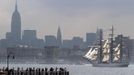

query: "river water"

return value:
[0, 64, 134, 75]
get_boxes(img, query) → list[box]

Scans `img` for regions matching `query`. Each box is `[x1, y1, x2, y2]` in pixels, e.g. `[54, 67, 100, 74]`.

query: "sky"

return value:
[0, 0, 134, 40]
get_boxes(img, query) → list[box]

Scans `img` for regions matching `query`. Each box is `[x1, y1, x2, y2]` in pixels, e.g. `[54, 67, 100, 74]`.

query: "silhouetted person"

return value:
[59, 68, 64, 71]
[50, 67, 54, 75]
[45, 68, 48, 75]
[50, 67, 54, 71]
[9, 69, 14, 75]
[45, 68, 48, 72]
[55, 67, 58, 75]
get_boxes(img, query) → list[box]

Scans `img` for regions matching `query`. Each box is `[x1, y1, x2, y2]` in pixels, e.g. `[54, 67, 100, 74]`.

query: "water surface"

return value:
[0, 64, 133, 75]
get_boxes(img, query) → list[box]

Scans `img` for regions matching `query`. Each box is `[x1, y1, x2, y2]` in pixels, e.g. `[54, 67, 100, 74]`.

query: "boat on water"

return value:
[84, 26, 129, 67]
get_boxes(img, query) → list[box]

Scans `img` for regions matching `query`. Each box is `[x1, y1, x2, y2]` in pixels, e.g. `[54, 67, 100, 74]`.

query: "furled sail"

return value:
[90, 48, 98, 60]
[102, 39, 110, 62]
[102, 40, 110, 54]
[102, 54, 110, 62]
[84, 47, 98, 60]
[113, 44, 120, 62]
[84, 48, 93, 59]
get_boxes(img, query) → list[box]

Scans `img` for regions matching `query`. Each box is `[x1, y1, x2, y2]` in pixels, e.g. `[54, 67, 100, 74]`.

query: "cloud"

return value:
[0, 0, 134, 39]
[41, 0, 134, 9]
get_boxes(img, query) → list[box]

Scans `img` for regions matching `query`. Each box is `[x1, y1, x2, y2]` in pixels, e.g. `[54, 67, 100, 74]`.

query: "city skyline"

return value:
[0, 0, 134, 40]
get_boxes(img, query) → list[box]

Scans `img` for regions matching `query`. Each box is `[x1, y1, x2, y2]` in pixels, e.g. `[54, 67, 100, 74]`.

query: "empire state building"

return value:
[11, 1, 21, 44]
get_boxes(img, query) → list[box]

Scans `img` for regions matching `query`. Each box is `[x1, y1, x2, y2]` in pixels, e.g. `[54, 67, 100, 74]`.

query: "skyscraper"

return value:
[86, 33, 97, 46]
[11, 0, 21, 44]
[96, 28, 103, 43]
[45, 35, 57, 47]
[22, 30, 37, 41]
[72, 37, 84, 49]
[57, 26, 62, 48]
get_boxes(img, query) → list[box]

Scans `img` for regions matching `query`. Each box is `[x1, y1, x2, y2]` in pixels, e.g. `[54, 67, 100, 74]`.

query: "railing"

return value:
[0, 67, 69, 75]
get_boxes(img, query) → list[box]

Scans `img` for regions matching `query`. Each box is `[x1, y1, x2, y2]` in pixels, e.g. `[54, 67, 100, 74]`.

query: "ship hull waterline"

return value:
[84, 57, 129, 67]
[89, 60, 129, 67]
[92, 63, 129, 67]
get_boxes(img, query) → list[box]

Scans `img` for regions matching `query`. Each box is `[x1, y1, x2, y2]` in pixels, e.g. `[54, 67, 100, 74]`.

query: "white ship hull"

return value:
[88, 59, 129, 67]
[84, 58, 129, 67]
[92, 63, 129, 67]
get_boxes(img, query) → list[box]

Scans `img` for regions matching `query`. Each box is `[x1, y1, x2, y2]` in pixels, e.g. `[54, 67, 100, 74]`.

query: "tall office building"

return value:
[86, 33, 97, 46]
[62, 40, 73, 49]
[11, 1, 21, 44]
[22, 30, 43, 48]
[96, 28, 103, 43]
[45, 35, 57, 47]
[72, 37, 84, 49]
[22, 30, 37, 41]
[57, 26, 62, 48]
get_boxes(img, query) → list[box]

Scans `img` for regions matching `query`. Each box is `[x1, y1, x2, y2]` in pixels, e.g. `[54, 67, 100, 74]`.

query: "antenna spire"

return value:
[15, 0, 18, 11]
[111, 25, 114, 39]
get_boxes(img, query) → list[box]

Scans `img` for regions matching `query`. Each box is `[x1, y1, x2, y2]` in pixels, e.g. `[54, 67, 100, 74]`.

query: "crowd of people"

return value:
[0, 67, 69, 75]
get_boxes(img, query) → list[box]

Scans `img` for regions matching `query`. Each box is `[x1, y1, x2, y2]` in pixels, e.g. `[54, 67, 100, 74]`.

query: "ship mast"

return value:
[110, 26, 114, 63]
[120, 35, 123, 63]
[96, 28, 103, 63]
[99, 29, 103, 63]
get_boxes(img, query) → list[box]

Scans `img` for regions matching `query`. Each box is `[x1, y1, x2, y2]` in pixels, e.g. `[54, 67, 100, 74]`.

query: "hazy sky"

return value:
[0, 0, 134, 40]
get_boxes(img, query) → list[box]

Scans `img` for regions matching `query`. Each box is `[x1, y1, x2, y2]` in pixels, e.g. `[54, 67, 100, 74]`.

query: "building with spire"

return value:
[10, 0, 21, 46]
[57, 26, 62, 48]
[0, 0, 22, 48]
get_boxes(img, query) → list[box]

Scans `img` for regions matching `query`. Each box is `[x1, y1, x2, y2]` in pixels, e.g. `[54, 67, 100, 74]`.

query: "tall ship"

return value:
[84, 26, 129, 67]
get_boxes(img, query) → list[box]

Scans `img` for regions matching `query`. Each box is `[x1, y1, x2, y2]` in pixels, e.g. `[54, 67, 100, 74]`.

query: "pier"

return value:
[0, 67, 69, 75]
